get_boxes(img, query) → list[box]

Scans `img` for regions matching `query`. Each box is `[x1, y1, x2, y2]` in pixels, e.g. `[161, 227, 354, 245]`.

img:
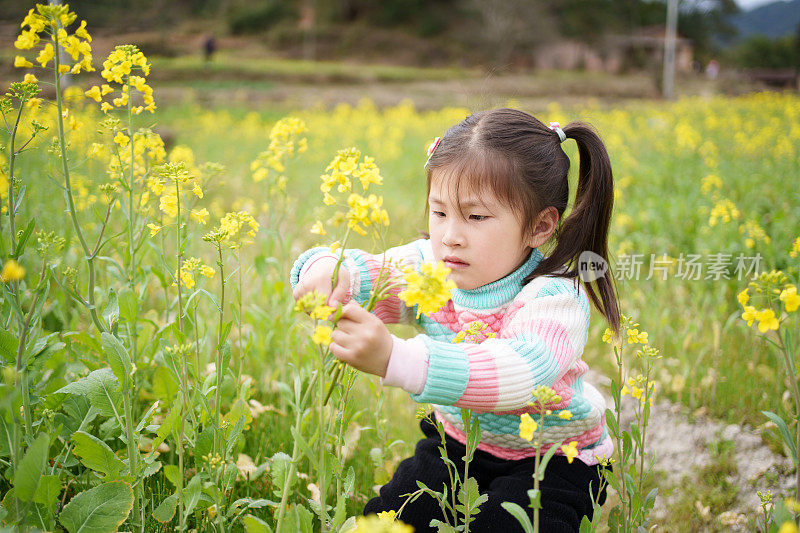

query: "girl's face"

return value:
[428, 177, 534, 291]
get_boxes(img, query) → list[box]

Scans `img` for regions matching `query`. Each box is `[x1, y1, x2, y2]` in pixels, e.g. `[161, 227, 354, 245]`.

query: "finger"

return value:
[292, 282, 303, 301]
[339, 301, 368, 320]
[328, 341, 352, 364]
[328, 285, 349, 306]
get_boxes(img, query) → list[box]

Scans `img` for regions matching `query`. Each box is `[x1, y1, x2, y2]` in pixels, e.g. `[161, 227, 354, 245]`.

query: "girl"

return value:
[291, 108, 620, 532]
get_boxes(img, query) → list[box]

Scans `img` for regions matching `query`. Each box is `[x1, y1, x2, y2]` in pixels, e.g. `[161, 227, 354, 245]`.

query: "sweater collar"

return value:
[450, 248, 544, 310]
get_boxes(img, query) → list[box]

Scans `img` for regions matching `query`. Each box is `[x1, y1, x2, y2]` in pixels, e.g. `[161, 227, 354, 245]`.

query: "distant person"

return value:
[291, 109, 618, 532]
[203, 36, 216, 65]
[706, 60, 719, 80]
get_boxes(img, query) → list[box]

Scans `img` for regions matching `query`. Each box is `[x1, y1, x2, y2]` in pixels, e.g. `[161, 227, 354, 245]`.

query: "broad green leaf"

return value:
[34, 474, 61, 509]
[71, 431, 126, 478]
[243, 514, 272, 533]
[59, 481, 134, 533]
[14, 433, 50, 502]
[184, 474, 202, 515]
[117, 287, 138, 323]
[152, 493, 178, 523]
[56, 368, 122, 419]
[152, 366, 179, 405]
[100, 332, 131, 386]
[270, 452, 294, 497]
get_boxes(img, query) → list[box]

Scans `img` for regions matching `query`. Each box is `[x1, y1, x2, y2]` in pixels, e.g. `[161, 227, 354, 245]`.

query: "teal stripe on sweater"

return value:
[347, 250, 376, 305]
[410, 338, 470, 405]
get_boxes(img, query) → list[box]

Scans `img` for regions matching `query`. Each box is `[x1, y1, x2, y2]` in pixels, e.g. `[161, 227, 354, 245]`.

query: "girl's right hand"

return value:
[292, 256, 351, 307]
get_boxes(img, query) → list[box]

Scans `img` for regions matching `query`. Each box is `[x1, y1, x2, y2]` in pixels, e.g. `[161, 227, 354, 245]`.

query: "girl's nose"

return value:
[442, 221, 465, 247]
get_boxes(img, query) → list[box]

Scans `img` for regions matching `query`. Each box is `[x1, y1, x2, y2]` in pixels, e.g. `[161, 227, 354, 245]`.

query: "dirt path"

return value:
[589, 370, 794, 529]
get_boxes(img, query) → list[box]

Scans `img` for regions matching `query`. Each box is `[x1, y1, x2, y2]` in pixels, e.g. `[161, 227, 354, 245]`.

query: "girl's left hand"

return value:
[329, 301, 392, 377]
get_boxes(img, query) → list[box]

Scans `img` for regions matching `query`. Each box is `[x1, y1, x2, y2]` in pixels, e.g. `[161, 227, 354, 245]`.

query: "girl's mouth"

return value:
[444, 256, 469, 269]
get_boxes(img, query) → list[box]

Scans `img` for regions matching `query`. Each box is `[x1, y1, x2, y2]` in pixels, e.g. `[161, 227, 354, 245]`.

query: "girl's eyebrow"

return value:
[429, 195, 491, 209]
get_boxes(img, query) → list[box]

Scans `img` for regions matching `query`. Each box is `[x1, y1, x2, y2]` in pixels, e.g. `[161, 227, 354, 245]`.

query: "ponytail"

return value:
[527, 122, 621, 334]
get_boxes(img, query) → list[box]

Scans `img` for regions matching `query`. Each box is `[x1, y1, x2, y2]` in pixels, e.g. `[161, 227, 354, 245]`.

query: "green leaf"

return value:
[270, 452, 294, 497]
[13, 432, 50, 502]
[71, 431, 126, 478]
[183, 474, 202, 515]
[150, 408, 180, 458]
[59, 481, 134, 533]
[0, 415, 13, 458]
[243, 514, 272, 533]
[34, 474, 61, 509]
[536, 445, 561, 480]
[102, 289, 119, 331]
[101, 332, 131, 387]
[13, 218, 36, 258]
[152, 493, 178, 523]
[0, 327, 17, 364]
[152, 366, 179, 405]
[343, 466, 355, 497]
[763, 411, 798, 463]
[117, 287, 138, 323]
[56, 368, 122, 419]
[294, 503, 314, 533]
[605, 408, 619, 437]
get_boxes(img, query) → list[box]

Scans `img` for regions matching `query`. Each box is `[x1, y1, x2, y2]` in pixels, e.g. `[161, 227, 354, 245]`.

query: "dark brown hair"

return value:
[426, 108, 620, 333]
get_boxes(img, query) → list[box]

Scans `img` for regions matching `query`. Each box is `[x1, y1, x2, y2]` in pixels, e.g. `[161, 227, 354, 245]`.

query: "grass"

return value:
[148, 53, 472, 84]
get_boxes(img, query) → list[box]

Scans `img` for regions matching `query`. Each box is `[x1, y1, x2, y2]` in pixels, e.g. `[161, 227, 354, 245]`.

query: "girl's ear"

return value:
[526, 207, 559, 249]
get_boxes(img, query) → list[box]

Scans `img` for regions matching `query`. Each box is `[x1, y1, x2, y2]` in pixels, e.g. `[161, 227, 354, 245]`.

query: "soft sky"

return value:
[736, 0, 787, 9]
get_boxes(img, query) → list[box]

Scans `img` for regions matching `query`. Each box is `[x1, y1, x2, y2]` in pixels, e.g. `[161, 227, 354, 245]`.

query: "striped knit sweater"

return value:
[291, 239, 612, 466]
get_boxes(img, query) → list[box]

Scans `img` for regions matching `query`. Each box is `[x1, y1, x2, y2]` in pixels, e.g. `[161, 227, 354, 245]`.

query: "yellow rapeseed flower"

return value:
[349, 513, 414, 533]
[36, 43, 54, 67]
[755, 308, 779, 332]
[626, 328, 648, 345]
[778, 521, 799, 533]
[312, 325, 332, 345]
[519, 413, 537, 441]
[558, 410, 573, 420]
[310, 221, 326, 235]
[147, 223, 161, 237]
[780, 286, 800, 313]
[560, 441, 579, 463]
[737, 288, 749, 307]
[14, 56, 33, 68]
[1, 260, 25, 283]
[84, 85, 102, 103]
[741, 305, 757, 327]
[398, 261, 456, 318]
[159, 194, 177, 218]
[790, 237, 800, 258]
[190, 208, 209, 225]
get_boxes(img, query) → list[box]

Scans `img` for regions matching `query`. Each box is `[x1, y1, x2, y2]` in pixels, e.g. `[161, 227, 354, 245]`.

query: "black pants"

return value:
[364, 416, 607, 533]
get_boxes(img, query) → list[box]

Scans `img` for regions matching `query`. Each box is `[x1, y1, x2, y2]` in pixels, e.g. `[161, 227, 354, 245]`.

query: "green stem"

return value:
[776, 330, 800, 501]
[122, 78, 144, 533]
[6, 98, 24, 260]
[275, 370, 320, 533]
[53, 35, 104, 333]
[614, 345, 629, 531]
[318, 341, 328, 532]
[175, 180, 187, 532]
[214, 245, 225, 458]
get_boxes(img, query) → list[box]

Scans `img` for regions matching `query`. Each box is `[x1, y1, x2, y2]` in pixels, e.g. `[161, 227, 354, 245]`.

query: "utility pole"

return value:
[662, 0, 678, 99]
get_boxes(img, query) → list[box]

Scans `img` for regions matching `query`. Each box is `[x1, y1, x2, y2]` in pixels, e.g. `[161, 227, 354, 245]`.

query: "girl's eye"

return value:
[432, 211, 446, 218]
[469, 214, 488, 221]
